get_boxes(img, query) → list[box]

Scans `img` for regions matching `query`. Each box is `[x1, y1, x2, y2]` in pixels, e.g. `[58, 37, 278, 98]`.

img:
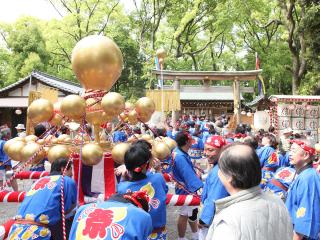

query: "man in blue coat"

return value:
[286, 139, 320, 240]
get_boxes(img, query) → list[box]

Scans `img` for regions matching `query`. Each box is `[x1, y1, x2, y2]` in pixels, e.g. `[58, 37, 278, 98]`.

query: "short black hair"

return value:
[133, 139, 152, 151]
[263, 133, 278, 149]
[50, 157, 71, 175]
[175, 131, 190, 148]
[235, 125, 245, 134]
[34, 124, 46, 138]
[124, 144, 151, 180]
[219, 143, 261, 189]
[243, 136, 258, 149]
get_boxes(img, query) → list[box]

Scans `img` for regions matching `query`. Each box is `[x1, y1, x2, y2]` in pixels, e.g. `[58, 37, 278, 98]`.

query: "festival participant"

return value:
[8, 157, 77, 240]
[172, 131, 203, 240]
[286, 139, 320, 240]
[279, 127, 293, 154]
[198, 136, 229, 240]
[117, 140, 168, 240]
[113, 124, 127, 143]
[69, 191, 153, 240]
[263, 167, 295, 201]
[256, 133, 279, 188]
[0, 127, 18, 191]
[188, 131, 204, 162]
[207, 143, 293, 240]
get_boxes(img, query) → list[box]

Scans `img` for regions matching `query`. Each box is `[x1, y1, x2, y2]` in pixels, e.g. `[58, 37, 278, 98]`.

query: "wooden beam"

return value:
[152, 69, 262, 81]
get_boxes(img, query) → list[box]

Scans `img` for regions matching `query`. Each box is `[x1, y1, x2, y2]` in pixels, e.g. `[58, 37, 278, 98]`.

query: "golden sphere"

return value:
[125, 102, 135, 111]
[63, 137, 72, 143]
[81, 143, 104, 166]
[135, 97, 155, 117]
[127, 110, 138, 125]
[101, 112, 114, 122]
[71, 35, 123, 90]
[86, 98, 104, 125]
[7, 141, 26, 161]
[101, 92, 125, 116]
[37, 139, 45, 145]
[27, 99, 54, 124]
[163, 137, 177, 151]
[47, 145, 71, 163]
[156, 48, 166, 59]
[127, 134, 140, 143]
[140, 134, 153, 141]
[25, 135, 38, 142]
[57, 134, 70, 143]
[44, 134, 56, 144]
[111, 142, 130, 164]
[153, 142, 171, 161]
[60, 95, 86, 121]
[74, 134, 91, 143]
[138, 112, 153, 123]
[4, 137, 24, 153]
[50, 102, 64, 126]
[21, 142, 46, 164]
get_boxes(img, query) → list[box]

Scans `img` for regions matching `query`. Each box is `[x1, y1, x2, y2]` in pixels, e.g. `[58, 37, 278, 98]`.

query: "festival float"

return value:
[0, 35, 199, 240]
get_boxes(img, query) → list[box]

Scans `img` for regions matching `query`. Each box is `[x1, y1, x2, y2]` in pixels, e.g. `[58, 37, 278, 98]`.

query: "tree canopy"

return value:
[0, 0, 319, 98]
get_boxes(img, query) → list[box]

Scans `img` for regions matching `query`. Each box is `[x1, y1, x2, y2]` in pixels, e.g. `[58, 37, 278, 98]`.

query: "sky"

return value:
[0, 0, 135, 23]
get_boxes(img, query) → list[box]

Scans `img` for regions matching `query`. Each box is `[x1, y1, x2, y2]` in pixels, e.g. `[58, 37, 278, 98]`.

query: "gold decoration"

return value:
[135, 97, 155, 116]
[3, 137, 24, 153]
[71, 35, 123, 90]
[47, 145, 70, 163]
[140, 134, 153, 142]
[21, 142, 46, 164]
[57, 134, 70, 143]
[156, 48, 166, 59]
[111, 143, 130, 164]
[101, 92, 125, 116]
[81, 143, 103, 166]
[25, 135, 38, 142]
[27, 99, 54, 124]
[138, 113, 152, 123]
[7, 141, 26, 161]
[127, 110, 138, 125]
[153, 142, 170, 161]
[60, 95, 86, 121]
[127, 134, 140, 143]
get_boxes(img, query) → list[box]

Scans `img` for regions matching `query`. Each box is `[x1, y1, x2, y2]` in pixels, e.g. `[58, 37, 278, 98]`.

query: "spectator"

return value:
[172, 131, 203, 240]
[286, 139, 320, 240]
[206, 143, 293, 240]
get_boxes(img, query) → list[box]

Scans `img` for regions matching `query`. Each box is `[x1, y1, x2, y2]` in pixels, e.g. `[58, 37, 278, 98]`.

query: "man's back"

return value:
[208, 186, 293, 240]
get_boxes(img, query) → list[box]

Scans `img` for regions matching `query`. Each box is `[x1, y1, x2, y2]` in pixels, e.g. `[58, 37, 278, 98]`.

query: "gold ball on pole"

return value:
[71, 35, 123, 90]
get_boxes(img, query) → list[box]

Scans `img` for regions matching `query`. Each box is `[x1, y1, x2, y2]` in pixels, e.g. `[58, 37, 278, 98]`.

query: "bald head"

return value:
[219, 143, 261, 190]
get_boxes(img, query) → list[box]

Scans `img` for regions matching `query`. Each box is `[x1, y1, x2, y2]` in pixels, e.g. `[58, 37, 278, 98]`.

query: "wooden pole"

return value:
[172, 77, 180, 127]
[233, 77, 241, 124]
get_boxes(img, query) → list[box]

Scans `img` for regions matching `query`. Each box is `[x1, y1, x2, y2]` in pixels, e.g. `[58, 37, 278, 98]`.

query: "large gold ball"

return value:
[163, 137, 177, 151]
[111, 142, 130, 164]
[153, 142, 171, 161]
[86, 98, 104, 125]
[71, 35, 123, 90]
[135, 97, 155, 118]
[27, 99, 54, 124]
[7, 141, 26, 161]
[4, 137, 24, 153]
[127, 110, 138, 125]
[140, 134, 153, 142]
[315, 143, 320, 153]
[21, 142, 46, 164]
[101, 92, 125, 116]
[25, 135, 38, 142]
[138, 112, 153, 123]
[156, 48, 166, 59]
[81, 143, 104, 166]
[47, 145, 71, 163]
[61, 95, 86, 120]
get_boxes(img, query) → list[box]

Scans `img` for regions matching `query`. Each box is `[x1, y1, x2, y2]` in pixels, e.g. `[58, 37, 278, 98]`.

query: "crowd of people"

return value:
[0, 112, 320, 240]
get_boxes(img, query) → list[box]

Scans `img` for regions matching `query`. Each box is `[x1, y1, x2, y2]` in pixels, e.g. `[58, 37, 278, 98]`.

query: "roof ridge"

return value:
[32, 70, 81, 87]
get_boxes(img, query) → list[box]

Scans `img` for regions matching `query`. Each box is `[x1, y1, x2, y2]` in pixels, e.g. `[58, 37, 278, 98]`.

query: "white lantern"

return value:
[254, 111, 270, 131]
[15, 109, 22, 115]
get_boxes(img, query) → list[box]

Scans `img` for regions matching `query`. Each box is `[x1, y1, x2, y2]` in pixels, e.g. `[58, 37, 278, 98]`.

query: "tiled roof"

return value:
[0, 70, 83, 94]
